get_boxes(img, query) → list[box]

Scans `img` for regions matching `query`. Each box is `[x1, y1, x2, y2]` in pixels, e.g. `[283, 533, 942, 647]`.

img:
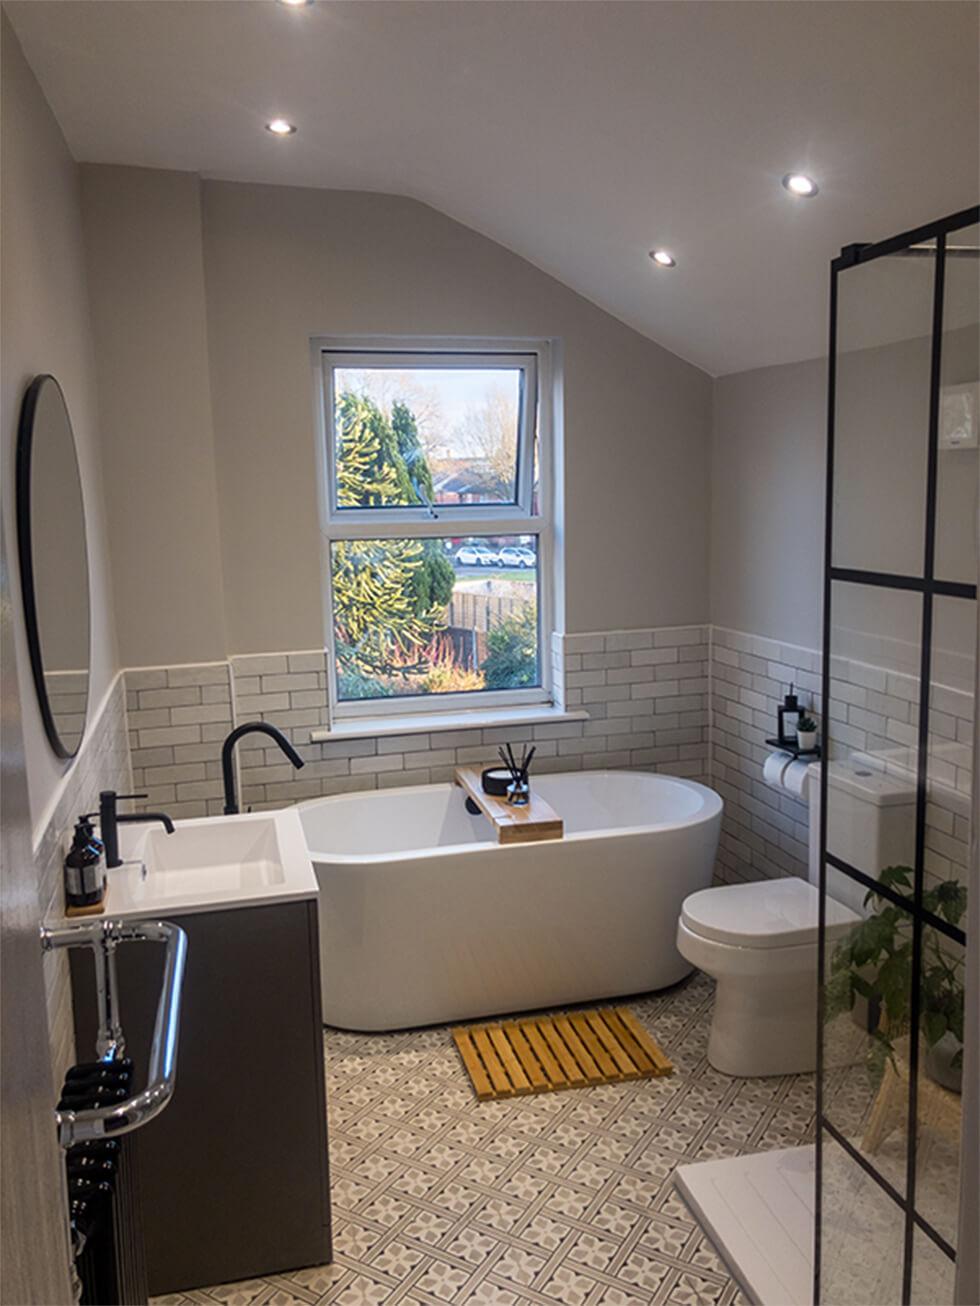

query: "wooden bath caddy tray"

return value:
[453, 1006, 673, 1100]
[454, 766, 563, 844]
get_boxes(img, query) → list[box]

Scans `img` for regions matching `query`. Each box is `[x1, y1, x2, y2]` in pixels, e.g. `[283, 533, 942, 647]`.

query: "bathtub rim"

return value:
[297, 769, 723, 865]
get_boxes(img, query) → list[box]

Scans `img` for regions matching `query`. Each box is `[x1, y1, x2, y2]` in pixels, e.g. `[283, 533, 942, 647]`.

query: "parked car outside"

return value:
[455, 543, 500, 567]
[497, 546, 536, 569]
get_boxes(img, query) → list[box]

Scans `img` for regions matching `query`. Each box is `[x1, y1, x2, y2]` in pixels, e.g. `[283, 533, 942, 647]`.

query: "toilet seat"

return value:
[677, 917, 821, 979]
[681, 878, 858, 950]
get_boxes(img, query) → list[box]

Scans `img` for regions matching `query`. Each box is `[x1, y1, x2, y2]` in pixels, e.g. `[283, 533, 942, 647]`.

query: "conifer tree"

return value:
[389, 399, 456, 613]
[391, 400, 433, 501]
[332, 392, 450, 693]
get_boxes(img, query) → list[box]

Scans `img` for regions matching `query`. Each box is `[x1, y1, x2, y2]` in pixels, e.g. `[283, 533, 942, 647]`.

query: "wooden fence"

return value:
[447, 590, 524, 631]
[445, 591, 531, 670]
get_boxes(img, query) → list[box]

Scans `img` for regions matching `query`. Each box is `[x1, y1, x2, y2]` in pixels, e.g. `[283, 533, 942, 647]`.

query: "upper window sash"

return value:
[319, 348, 538, 527]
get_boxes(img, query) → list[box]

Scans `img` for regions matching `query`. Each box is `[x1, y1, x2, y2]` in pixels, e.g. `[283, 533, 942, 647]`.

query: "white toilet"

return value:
[676, 762, 916, 1077]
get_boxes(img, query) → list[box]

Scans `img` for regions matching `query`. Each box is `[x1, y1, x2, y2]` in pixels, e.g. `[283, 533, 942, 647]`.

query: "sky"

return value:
[336, 366, 520, 458]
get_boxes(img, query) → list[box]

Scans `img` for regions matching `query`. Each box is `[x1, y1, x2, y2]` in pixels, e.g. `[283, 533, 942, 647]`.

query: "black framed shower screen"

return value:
[816, 204, 979, 1304]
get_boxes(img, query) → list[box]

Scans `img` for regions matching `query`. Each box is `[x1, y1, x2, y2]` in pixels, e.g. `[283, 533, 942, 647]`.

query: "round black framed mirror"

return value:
[16, 375, 91, 759]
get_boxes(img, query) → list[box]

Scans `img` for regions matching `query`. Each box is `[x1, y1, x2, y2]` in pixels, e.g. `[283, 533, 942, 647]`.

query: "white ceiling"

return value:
[7, 0, 978, 376]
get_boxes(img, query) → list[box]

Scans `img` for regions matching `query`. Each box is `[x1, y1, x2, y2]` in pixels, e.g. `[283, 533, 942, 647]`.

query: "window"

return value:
[316, 340, 553, 718]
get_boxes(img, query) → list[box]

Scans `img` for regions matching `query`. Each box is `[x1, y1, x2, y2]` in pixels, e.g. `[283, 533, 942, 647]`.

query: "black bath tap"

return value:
[221, 722, 305, 815]
[95, 791, 175, 870]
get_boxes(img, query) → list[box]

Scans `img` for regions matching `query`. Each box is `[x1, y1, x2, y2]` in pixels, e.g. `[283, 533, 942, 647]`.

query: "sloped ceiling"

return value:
[6, 0, 978, 375]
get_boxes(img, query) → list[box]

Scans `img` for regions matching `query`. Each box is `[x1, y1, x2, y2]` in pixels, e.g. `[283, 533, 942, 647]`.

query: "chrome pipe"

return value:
[102, 934, 125, 1058]
[41, 918, 187, 1148]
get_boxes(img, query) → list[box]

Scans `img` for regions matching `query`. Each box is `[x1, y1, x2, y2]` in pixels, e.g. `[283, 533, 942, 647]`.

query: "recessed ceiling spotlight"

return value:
[782, 173, 818, 198]
[266, 118, 297, 136]
[278, 0, 313, 6]
[649, 249, 676, 268]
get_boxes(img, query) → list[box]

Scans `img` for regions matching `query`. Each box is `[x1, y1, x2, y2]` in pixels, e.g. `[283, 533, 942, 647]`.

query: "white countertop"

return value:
[103, 807, 318, 919]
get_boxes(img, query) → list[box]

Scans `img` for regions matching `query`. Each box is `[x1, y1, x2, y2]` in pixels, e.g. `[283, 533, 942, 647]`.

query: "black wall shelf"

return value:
[764, 737, 821, 759]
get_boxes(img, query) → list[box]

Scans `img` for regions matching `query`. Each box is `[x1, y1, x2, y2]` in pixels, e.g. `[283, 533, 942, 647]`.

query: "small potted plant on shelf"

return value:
[796, 713, 818, 752]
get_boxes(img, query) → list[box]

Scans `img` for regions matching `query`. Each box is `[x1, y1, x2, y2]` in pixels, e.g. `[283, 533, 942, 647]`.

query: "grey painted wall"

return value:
[710, 356, 828, 649]
[0, 26, 131, 1300]
[710, 321, 979, 654]
[78, 168, 712, 663]
[81, 166, 228, 669]
[1, 20, 119, 829]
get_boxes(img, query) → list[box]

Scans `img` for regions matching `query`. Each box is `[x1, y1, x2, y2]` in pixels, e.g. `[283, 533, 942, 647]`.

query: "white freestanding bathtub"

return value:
[299, 769, 722, 1030]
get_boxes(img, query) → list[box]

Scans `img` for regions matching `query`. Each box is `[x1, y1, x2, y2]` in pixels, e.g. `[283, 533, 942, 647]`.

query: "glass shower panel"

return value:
[914, 595, 974, 1247]
[832, 242, 936, 578]
[824, 581, 921, 883]
[913, 920, 966, 1250]
[820, 209, 978, 1306]
[909, 1228, 957, 1304]
[926, 597, 974, 887]
[935, 223, 980, 586]
[820, 1132, 905, 1306]
[822, 862, 912, 1197]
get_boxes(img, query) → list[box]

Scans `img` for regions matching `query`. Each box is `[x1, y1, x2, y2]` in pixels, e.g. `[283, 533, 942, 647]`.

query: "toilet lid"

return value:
[681, 878, 859, 949]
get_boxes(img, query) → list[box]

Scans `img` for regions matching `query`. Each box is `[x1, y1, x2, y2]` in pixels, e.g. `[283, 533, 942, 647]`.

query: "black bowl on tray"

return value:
[481, 767, 513, 797]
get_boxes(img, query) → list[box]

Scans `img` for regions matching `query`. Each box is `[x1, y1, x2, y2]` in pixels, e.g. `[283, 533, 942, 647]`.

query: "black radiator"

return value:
[60, 1061, 148, 1306]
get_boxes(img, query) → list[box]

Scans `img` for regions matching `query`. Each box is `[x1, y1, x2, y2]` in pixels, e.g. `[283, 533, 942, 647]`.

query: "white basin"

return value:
[106, 809, 317, 918]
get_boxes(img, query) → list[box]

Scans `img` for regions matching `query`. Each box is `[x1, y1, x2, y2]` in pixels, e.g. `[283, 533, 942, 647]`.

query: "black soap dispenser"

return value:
[777, 684, 801, 747]
[64, 816, 106, 911]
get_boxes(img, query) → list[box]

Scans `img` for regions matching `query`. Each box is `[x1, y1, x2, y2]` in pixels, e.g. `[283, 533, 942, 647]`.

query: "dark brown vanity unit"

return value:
[70, 819, 331, 1295]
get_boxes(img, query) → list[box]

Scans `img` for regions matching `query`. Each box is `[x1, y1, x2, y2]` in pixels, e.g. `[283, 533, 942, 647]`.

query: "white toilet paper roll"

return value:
[783, 759, 810, 799]
[763, 751, 793, 788]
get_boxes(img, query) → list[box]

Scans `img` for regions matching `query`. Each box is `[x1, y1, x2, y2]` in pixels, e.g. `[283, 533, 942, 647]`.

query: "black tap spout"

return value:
[221, 722, 304, 815]
[117, 812, 175, 834]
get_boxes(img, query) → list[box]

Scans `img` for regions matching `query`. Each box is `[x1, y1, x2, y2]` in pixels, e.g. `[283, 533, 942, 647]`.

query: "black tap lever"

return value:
[93, 792, 175, 869]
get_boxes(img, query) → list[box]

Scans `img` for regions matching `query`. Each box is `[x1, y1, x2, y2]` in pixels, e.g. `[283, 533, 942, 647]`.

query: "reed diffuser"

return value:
[498, 743, 536, 806]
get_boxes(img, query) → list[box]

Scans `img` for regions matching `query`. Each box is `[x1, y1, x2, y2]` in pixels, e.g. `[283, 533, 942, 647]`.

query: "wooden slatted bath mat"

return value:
[452, 1006, 673, 1100]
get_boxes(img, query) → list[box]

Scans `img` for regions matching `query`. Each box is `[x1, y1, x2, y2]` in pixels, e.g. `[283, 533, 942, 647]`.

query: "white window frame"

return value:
[313, 336, 554, 721]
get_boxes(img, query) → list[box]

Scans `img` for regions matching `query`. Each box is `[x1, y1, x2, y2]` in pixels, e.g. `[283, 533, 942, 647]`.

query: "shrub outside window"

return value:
[316, 341, 553, 718]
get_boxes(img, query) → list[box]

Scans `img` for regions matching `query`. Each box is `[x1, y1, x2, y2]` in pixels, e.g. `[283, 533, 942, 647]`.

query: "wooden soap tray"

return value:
[65, 899, 106, 918]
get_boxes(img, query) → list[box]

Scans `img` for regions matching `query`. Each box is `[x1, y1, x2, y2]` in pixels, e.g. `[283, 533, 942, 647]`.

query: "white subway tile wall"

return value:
[222, 629, 711, 812]
[710, 628, 820, 885]
[127, 663, 235, 820]
[122, 624, 971, 897]
[42, 667, 89, 756]
[35, 675, 132, 1084]
[710, 626, 974, 895]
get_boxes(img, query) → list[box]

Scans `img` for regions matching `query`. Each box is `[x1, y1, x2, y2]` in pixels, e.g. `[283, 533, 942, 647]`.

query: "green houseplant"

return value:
[825, 864, 967, 1090]
[796, 714, 818, 751]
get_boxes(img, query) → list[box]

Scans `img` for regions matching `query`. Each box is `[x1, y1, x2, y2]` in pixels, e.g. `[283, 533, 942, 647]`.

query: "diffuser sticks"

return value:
[498, 743, 536, 805]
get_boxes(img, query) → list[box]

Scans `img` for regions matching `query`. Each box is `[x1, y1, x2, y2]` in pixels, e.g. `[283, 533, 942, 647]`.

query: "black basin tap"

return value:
[96, 791, 175, 870]
[221, 722, 304, 815]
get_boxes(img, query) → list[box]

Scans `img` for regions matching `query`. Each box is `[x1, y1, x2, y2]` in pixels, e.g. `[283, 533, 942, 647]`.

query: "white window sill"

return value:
[310, 704, 588, 743]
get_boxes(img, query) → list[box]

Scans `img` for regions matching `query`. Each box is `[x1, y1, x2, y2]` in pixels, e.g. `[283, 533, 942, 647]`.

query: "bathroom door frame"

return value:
[816, 203, 980, 1305]
[0, 517, 74, 1305]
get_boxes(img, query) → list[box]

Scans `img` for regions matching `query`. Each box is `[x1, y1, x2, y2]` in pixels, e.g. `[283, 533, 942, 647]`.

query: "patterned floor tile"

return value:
[537, 1265, 599, 1304]
[590, 1288, 650, 1306]
[459, 1285, 522, 1305]
[152, 973, 815, 1306]
[618, 1248, 675, 1294]
[664, 1269, 731, 1306]
[564, 1230, 620, 1273]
